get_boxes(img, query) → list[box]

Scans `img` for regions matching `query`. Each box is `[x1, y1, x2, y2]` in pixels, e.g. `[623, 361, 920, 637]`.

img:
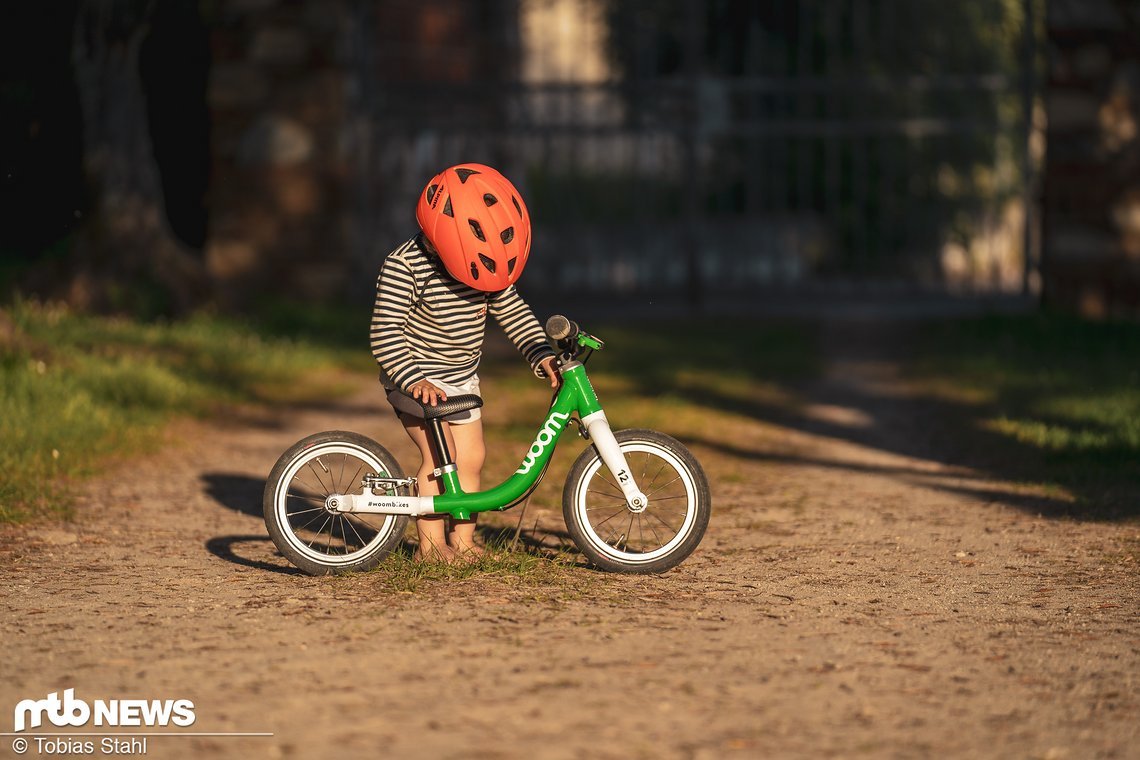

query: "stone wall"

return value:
[204, 0, 353, 306]
[1043, 0, 1140, 317]
[202, 0, 516, 307]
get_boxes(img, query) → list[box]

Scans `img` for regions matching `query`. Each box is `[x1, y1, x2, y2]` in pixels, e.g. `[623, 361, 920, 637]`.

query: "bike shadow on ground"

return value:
[202, 473, 264, 518]
[204, 534, 304, 575]
[201, 472, 306, 574]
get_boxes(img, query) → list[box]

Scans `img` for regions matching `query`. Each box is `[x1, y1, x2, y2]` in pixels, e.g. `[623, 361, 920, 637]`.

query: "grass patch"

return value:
[0, 300, 370, 523]
[909, 312, 1140, 518]
[1, 299, 821, 531]
[368, 541, 583, 595]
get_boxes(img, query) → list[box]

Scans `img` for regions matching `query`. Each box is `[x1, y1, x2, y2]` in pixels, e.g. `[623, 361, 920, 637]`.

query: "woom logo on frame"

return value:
[515, 411, 571, 475]
[13, 689, 196, 732]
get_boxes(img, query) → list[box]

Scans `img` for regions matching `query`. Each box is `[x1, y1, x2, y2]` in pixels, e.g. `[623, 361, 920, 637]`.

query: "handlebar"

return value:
[545, 315, 579, 343]
[545, 315, 604, 358]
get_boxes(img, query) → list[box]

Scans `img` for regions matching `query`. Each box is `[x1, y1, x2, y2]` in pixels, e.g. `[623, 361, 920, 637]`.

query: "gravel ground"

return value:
[2, 321, 1137, 759]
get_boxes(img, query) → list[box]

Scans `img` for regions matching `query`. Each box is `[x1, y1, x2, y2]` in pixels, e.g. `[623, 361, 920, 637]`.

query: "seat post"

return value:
[425, 417, 464, 495]
[426, 417, 454, 468]
[417, 394, 482, 496]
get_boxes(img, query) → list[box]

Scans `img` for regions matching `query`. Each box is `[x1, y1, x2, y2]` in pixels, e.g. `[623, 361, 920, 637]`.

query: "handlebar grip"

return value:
[545, 314, 578, 342]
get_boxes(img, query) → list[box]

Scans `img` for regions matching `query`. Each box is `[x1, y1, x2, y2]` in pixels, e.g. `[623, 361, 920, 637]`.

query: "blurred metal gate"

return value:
[347, 0, 1039, 306]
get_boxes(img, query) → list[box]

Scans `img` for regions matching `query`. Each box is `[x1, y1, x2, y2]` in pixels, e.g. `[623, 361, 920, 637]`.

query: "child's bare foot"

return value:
[412, 543, 456, 563]
[450, 541, 485, 563]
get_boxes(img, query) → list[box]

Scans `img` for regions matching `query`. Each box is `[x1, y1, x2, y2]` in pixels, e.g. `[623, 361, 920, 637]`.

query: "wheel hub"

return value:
[627, 494, 648, 513]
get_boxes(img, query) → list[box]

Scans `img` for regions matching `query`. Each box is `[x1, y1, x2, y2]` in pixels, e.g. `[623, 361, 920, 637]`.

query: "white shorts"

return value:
[385, 374, 482, 424]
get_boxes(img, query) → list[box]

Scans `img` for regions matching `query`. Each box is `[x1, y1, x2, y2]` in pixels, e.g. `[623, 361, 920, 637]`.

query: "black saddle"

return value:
[420, 393, 484, 420]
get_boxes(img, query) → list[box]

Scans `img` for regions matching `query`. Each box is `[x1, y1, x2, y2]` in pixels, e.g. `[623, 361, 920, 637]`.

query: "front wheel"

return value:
[563, 429, 711, 573]
[263, 431, 410, 575]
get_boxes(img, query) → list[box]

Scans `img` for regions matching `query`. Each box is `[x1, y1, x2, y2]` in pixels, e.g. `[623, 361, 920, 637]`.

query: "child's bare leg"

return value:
[444, 418, 486, 558]
[399, 415, 454, 562]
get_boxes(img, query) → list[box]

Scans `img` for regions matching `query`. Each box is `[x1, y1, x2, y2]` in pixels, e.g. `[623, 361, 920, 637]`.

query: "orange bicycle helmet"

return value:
[415, 163, 532, 291]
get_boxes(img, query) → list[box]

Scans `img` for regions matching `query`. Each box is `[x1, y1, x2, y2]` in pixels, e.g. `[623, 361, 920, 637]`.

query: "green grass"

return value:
[0, 300, 371, 523]
[910, 312, 1140, 517]
[366, 540, 584, 595]
[0, 299, 822, 532]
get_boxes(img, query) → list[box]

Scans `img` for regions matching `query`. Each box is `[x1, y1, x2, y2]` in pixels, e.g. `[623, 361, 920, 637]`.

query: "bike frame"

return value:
[333, 361, 647, 520]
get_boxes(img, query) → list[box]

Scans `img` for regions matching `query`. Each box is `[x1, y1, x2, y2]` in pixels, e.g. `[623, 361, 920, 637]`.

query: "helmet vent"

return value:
[511, 196, 522, 217]
[468, 219, 487, 242]
[442, 197, 453, 217]
[455, 168, 480, 184]
[426, 184, 439, 205]
[469, 262, 479, 280]
[483, 193, 498, 207]
[507, 256, 517, 274]
[500, 226, 514, 244]
[478, 254, 497, 274]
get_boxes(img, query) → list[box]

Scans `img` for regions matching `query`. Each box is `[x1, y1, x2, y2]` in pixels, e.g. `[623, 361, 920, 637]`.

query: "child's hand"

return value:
[537, 357, 561, 389]
[409, 380, 447, 406]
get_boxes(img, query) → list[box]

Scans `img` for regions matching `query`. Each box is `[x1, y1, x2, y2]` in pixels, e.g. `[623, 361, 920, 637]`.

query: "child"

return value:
[370, 163, 559, 562]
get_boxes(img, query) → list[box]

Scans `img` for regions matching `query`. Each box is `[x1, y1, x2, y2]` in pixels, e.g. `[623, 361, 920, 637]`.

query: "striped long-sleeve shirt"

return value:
[370, 235, 554, 391]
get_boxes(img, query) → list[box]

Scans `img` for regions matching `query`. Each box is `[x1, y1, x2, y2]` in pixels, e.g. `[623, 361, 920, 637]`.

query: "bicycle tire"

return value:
[263, 430, 409, 575]
[563, 429, 710, 573]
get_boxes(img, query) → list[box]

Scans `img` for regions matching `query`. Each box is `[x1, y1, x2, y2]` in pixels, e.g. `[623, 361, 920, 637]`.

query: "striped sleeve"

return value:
[488, 286, 555, 370]
[370, 255, 427, 391]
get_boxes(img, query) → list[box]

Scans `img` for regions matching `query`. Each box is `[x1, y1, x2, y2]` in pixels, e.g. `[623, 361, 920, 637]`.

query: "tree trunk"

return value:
[59, 0, 208, 316]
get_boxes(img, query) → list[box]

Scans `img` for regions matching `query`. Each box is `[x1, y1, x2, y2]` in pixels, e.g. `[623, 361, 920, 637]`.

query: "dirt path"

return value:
[2, 321, 1137, 759]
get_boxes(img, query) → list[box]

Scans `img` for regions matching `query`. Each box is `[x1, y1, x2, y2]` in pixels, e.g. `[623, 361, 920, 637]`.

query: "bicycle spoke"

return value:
[339, 516, 350, 554]
[343, 515, 368, 550]
[645, 461, 669, 490]
[643, 513, 666, 546]
[647, 509, 679, 533]
[286, 491, 325, 505]
[591, 508, 627, 530]
[285, 506, 326, 517]
[293, 472, 327, 497]
[306, 461, 334, 495]
[647, 496, 690, 516]
[586, 489, 627, 503]
[646, 474, 683, 497]
[595, 471, 623, 496]
[346, 512, 384, 535]
[343, 461, 367, 495]
[292, 509, 328, 534]
[336, 454, 347, 494]
[305, 515, 333, 548]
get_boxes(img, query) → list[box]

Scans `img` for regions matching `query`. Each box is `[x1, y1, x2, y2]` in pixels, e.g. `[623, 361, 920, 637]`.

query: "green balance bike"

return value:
[263, 316, 711, 575]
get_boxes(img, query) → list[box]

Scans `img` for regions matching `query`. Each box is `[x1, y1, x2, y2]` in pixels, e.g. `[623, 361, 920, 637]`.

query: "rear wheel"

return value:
[263, 431, 409, 575]
[563, 429, 710, 573]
